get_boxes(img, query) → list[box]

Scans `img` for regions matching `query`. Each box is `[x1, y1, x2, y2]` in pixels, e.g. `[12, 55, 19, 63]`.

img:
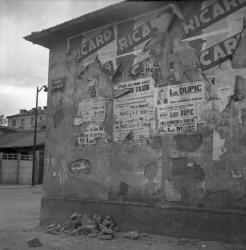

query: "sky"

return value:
[0, 0, 122, 116]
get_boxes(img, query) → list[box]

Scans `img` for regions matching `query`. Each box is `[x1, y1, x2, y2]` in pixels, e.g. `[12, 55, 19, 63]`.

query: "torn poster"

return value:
[74, 97, 106, 125]
[117, 5, 175, 55]
[77, 123, 105, 147]
[114, 96, 155, 142]
[157, 103, 198, 134]
[114, 77, 155, 99]
[198, 29, 244, 71]
[183, 0, 246, 39]
[212, 130, 226, 161]
[66, 26, 115, 61]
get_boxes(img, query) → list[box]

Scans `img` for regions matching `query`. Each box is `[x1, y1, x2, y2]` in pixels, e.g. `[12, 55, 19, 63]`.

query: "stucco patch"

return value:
[174, 134, 203, 152]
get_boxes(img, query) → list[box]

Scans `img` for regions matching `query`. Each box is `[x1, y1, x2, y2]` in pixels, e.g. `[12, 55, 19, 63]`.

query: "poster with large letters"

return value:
[156, 81, 205, 134]
[156, 81, 205, 106]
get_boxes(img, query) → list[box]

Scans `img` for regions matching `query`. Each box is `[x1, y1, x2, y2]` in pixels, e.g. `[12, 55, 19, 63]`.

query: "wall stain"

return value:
[169, 157, 205, 205]
[174, 134, 203, 152]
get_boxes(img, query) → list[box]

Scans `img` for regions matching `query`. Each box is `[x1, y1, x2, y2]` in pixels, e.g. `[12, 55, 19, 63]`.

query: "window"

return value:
[31, 117, 34, 125]
[39, 116, 43, 121]
[12, 119, 16, 126]
[21, 118, 25, 126]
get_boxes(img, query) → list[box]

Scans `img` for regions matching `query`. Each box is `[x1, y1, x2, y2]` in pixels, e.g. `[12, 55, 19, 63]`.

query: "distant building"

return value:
[7, 106, 47, 130]
[0, 115, 8, 126]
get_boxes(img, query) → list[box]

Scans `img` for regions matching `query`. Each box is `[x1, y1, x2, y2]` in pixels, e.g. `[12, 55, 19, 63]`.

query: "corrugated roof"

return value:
[24, 1, 171, 48]
[0, 130, 46, 148]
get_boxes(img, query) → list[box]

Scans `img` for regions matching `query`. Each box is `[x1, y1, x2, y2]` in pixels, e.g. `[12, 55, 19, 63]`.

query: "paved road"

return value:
[0, 186, 245, 250]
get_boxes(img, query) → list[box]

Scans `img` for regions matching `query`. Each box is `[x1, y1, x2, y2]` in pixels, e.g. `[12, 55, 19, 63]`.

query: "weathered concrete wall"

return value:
[42, 0, 246, 240]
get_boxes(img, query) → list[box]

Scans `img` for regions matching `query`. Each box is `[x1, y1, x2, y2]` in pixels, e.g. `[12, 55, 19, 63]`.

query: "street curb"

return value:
[0, 185, 42, 189]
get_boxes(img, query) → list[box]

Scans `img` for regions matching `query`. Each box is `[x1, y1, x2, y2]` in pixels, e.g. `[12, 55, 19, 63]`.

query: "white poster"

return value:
[74, 97, 106, 125]
[74, 97, 106, 146]
[156, 81, 205, 106]
[114, 77, 155, 99]
[77, 123, 105, 147]
[157, 103, 198, 134]
[114, 96, 155, 142]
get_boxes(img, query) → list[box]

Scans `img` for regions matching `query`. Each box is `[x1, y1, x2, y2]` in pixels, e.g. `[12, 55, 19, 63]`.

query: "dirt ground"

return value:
[0, 186, 245, 250]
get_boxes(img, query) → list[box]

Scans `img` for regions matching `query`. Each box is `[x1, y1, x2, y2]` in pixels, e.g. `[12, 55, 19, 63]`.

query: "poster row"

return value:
[74, 78, 206, 145]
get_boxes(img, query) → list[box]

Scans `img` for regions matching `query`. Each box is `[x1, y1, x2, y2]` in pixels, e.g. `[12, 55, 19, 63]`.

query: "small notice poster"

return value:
[74, 97, 106, 147]
[74, 97, 106, 125]
[114, 77, 155, 99]
[157, 103, 197, 134]
[77, 123, 105, 147]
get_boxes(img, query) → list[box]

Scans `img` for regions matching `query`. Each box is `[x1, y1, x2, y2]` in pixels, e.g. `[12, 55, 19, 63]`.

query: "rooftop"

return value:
[24, 1, 172, 48]
[7, 106, 47, 119]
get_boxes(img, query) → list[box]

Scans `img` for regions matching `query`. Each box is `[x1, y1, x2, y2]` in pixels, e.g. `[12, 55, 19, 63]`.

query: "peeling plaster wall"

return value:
[43, 1, 246, 212]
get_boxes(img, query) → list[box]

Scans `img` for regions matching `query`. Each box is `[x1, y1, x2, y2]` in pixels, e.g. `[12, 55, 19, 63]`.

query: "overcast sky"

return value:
[0, 0, 122, 116]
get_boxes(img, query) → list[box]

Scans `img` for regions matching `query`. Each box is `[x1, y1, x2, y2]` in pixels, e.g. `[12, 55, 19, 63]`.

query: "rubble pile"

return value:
[27, 237, 42, 247]
[122, 231, 147, 240]
[46, 213, 120, 240]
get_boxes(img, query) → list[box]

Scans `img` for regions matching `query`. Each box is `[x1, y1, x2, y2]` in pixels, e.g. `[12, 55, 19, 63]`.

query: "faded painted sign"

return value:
[183, 0, 246, 38]
[51, 77, 66, 91]
[74, 97, 106, 126]
[130, 57, 161, 76]
[199, 30, 243, 71]
[157, 103, 197, 134]
[114, 96, 155, 142]
[156, 81, 205, 106]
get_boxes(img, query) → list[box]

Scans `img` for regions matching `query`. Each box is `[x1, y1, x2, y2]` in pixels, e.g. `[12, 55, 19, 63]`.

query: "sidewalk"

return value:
[0, 186, 245, 250]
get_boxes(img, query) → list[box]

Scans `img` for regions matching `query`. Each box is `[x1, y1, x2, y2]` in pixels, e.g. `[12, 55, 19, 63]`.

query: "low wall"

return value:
[1, 159, 18, 184]
[19, 161, 32, 184]
[0, 154, 33, 184]
[41, 196, 246, 244]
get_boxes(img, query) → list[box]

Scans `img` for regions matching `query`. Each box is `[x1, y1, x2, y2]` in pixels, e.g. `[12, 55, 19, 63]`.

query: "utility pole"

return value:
[32, 85, 48, 186]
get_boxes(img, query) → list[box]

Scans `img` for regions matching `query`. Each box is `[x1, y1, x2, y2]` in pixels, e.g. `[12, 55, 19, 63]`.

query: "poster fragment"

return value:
[74, 98, 106, 146]
[114, 77, 155, 99]
[74, 98, 106, 125]
[183, 0, 246, 38]
[114, 97, 155, 142]
[157, 103, 197, 134]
